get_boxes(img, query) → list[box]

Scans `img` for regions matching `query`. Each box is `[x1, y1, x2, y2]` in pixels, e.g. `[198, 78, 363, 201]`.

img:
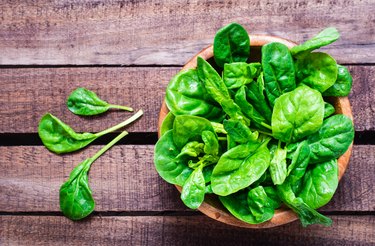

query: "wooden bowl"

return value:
[157, 35, 353, 228]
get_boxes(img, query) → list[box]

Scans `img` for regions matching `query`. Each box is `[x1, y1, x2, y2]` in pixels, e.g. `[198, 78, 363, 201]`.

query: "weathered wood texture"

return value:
[1, 215, 374, 245]
[0, 0, 374, 65]
[0, 145, 373, 212]
[0, 65, 373, 133]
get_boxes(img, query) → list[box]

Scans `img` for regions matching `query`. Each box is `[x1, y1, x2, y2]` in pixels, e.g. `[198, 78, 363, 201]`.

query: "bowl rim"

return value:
[157, 34, 353, 228]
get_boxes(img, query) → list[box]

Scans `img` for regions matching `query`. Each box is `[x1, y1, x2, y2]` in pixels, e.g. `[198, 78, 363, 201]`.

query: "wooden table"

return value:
[0, 1, 374, 245]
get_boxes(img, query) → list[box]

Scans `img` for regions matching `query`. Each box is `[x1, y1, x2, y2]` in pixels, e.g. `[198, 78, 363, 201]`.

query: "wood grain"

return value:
[0, 215, 374, 245]
[0, 65, 373, 133]
[0, 145, 373, 213]
[0, 0, 374, 65]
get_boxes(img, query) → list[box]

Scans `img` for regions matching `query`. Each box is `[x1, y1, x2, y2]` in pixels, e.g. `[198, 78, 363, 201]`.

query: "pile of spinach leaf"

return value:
[155, 23, 354, 227]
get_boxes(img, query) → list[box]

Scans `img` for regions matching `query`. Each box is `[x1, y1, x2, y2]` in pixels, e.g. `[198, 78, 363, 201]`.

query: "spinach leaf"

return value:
[154, 130, 193, 186]
[287, 140, 311, 184]
[181, 165, 206, 209]
[323, 65, 353, 97]
[175, 141, 204, 159]
[197, 57, 249, 125]
[269, 142, 287, 185]
[223, 62, 260, 89]
[219, 189, 258, 224]
[307, 114, 354, 163]
[295, 52, 338, 93]
[211, 140, 270, 196]
[172, 115, 215, 149]
[262, 42, 296, 107]
[202, 130, 219, 156]
[166, 69, 223, 120]
[298, 159, 338, 209]
[38, 110, 143, 154]
[272, 85, 324, 143]
[67, 87, 133, 116]
[223, 119, 258, 144]
[324, 102, 336, 119]
[291, 27, 340, 57]
[60, 130, 131, 220]
[277, 183, 332, 227]
[264, 186, 282, 209]
[234, 85, 271, 131]
[213, 23, 250, 67]
[246, 73, 272, 123]
[247, 186, 275, 223]
[160, 111, 175, 136]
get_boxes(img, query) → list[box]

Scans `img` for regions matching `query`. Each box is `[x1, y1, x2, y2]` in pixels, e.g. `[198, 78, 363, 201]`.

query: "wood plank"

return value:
[0, 65, 373, 133]
[0, 145, 373, 212]
[0, 215, 374, 245]
[0, 0, 374, 65]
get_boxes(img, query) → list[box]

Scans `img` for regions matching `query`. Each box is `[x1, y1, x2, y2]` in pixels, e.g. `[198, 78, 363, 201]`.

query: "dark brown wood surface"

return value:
[0, 0, 374, 245]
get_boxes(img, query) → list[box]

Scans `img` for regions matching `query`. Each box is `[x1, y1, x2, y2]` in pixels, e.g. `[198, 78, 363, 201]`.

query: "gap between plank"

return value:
[0, 131, 373, 146]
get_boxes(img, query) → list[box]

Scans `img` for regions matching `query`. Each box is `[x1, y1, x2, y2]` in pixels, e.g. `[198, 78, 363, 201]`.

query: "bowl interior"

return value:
[158, 35, 353, 228]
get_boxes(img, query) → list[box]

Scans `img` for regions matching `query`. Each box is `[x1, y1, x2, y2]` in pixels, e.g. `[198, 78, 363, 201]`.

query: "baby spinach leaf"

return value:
[272, 85, 324, 143]
[246, 73, 272, 123]
[213, 23, 250, 67]
[202, 130, 219, 156]
[60, 159, 94, 220]
[223, 119, 258, 144]
[247, 186, 275, 223]
[269, 142, 287, 185]
[219, 189, 258, 224]
[154, 130, 193, 186]
[323, 65, 353, 97]
[263, 186, 282, 209]
[298, 159, 339, 209]
[175, 141, 204, 159]
[307, 114, 354, 163]
[166, 69, 223, 120]
[223, 62, 260, 89]
[262, 42, 296, 107]
[291, 27, 340, 57]
[38, 110, 144, 154]
[277, 183, 332, 227]
[181, 165, 206, 209]
[211, 140, 270, 196]
[67, 87, 133, 116]
[172, 115, 215, 149]
[324, 102, 336, 119]
[197, 57, 249, 125]
[287, 140, 311, 184]
[295, 52, 338, 93]
[60, 130, 131, 220]
[160, 112, 175, 136]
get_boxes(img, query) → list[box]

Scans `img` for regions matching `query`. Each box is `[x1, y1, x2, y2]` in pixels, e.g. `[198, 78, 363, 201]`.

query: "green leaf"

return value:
[262, 42, 296, 107]
[175, 141, 204, 159]
[295, 52, 338, 93]
[286, 140, 311, 184]
[38, 113, 97, 154]
[247, 186, 275, 223]
[307, 114, 354, 163]
[323, 65, 353, 97]
[223, 62, 260, 89]
[269, 143, 287, 185]
[291, 27, 340, 56]
[60, 159, 95, 220]
[272, 85, 324, 143]
[160, 112, 175, 136]
[223, 119, 258, 144]
[324, 102, 336, 119]
[67, 87, 133, 116]
[202, 130, 220, 156]
[211, 141, 270, 196]
[154, 130, 193, 186]
[298, 159, 339, 209]
[165, 69, 223, 120]
[219, 189, 258, 224]
[213, 23, 250, 67]
[181, 165, 206, 209]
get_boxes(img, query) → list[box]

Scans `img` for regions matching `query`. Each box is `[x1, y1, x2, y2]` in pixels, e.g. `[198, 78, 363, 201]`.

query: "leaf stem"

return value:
[90, 130, 129, 163]
[261, 122, 272, 130]
[218, 137, 227, 141]
[95, 110, 143, 137]
[109, 104, 134, 112]
[251, 128, 273, 137]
